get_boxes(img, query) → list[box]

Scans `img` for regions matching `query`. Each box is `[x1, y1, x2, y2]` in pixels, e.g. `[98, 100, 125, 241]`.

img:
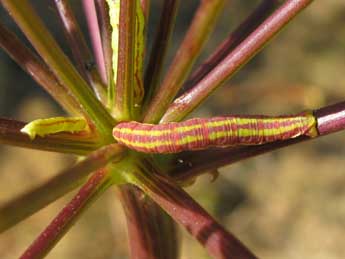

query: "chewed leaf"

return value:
[133, 0, 145, 104]
[106, 0, 120, 103]
[106, 0, 145, 106]
[21, 117, 89, 140]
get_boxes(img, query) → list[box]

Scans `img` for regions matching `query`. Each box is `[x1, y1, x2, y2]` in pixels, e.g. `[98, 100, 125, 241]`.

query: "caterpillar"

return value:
[113, 113, 318, 154]
[21, 117, 89, 140]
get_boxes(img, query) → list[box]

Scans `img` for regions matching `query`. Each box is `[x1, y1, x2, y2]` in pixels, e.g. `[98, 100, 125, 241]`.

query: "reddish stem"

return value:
[170, 101, 345, 182]
[20, 169, 111, 259]
[0, 21, 82, 115]
[143, 0, 180, 105]
[82, 0, 108, 85]
[314, 101, 345, 135]
[143, 0, 225, 123]
[0, 144, 124, 232]
[55, 0, 107, 102]
[132, 160, 257, 259]
[184, 0, 280, 91]
[161, 0, 314, 123]
[140, 0, 150, 19]
[119, 185, 179, 259]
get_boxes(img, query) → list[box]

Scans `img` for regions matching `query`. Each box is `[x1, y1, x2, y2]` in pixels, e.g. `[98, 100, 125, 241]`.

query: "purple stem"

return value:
[0, 21, 82, 115]
[20, 169, 111, 259]
[183, 0, 280, 91]
[143, 0, 180, 105]
[161, 0, 313, 123]
[132, 160, 257, 259]
[119, 185, 179, 259]
[0, 144, 124, 232]
[82, 0, 108, 85]
[55, 0, 107, 102]
[143, 0, 225, 123]
[170, 101, 345, 182]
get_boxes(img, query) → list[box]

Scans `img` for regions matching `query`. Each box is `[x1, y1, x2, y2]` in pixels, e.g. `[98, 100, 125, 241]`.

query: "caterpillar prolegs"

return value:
[113, 113, 318, 154]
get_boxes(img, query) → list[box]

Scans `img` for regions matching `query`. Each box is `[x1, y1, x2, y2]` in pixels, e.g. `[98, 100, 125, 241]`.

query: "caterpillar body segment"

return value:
[113, 113, 318, 154]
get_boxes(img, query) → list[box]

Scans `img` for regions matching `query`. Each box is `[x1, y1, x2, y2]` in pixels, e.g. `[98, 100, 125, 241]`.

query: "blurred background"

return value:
[1, 0, 345, 258]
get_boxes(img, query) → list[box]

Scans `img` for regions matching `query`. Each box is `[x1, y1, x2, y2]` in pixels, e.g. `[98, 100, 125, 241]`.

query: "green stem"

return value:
[1, 0, 115, 141]
[112, 0, 136, 121]
[0, 118, 100, 155]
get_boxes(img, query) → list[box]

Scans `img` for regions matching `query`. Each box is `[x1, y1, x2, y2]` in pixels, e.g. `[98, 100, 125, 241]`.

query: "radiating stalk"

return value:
[143, 0, 180, 105]
[0, 144, 125, 232]
[123, 159, 256, 259]
[143, 0, 225, 123]
[140, 0, 150, 19]
[112, 0, 136, 121]
[0, 118, 100, 155]
[170, 101, 345, 182]
[20, 169, 112, 259]
[119, 185, 179, 259]
[1, 0, 115, 141]
[0, 21, 82, 116]
[184, 0, 280, 90]
[160, 0, 314, 123]
[55, 0, 107, 102]
[95, 0, 114, 89]
[82, 0, 108, 86]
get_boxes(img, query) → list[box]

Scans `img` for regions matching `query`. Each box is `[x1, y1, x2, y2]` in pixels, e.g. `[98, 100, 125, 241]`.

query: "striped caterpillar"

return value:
[113, 113, 318, 154]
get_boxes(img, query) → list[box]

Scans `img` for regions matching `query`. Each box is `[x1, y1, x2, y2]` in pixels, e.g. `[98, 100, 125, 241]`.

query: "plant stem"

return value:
[0, 21, 82, 116]
[140, 0, 150, 19]
[0, 144, 125, 232]
[143, 0, 180, 107]
[20, 169, 112, 259]
[143, 0, 225, 123]
[1, 0, 116, 140]
[82, 0, 108, 86]
[0, 118, 100, 155]
[184, 0, 280, 91]
[95, 0, 114, 88]
[160, 0, 314, 123]
[170, 101, 345, 182]
[126, 160, 257, 259]
[55, 0, 107, 103]
[119, 185, 179, 259]
[113, 0, 136, 121]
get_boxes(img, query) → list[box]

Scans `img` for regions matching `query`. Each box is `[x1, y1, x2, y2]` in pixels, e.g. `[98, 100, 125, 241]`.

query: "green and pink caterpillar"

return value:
[113, 112, 318, 153]
[21, 113, 318, 154]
